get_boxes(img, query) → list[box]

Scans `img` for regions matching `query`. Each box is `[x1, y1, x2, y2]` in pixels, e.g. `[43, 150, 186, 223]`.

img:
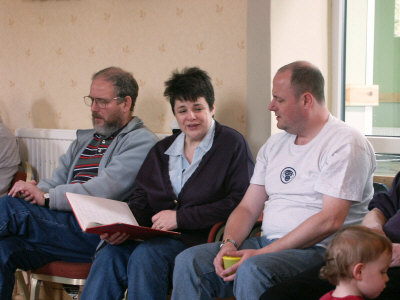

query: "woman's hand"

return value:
[151, 210, 177, 231]
[100, 232, 129, 245]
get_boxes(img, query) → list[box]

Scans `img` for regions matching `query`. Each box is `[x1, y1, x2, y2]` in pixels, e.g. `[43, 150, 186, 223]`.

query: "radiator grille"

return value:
[15, 128, 76, 181]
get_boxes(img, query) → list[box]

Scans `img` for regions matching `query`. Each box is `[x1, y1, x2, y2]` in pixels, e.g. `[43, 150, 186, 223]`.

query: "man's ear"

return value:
[302, 92, 314, 109]
[123, 96, 133, 112]
[352, 263, 364, 280]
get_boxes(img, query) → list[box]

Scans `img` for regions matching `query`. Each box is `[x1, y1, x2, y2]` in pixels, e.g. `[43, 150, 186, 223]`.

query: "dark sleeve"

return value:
[128, 184, 155, 227]
[127, 137, 175, 227]
[176, 131, 254, 230]
[369, 172, 400, 242]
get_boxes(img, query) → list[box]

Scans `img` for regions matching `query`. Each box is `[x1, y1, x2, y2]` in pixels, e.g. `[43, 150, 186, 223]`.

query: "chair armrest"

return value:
[21, 161, 33, 182]
[207, 222, 225, 243]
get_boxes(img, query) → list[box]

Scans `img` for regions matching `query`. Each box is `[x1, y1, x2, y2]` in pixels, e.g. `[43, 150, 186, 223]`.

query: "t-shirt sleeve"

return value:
[314, 141, 374, 201]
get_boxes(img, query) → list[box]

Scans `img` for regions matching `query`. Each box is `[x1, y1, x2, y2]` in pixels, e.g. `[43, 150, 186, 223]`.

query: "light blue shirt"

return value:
[165, 120, 215, 197]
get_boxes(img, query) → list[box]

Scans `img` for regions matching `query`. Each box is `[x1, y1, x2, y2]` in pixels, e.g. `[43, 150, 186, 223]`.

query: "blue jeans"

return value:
[81, 236, 187, 300]
[0, 196, 99, 300]
[171, 236, 326, 300]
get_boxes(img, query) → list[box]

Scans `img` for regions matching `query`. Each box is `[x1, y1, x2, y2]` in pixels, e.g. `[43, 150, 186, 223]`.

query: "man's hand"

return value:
[214, 242, 237, 279]
[8, 180, 45, 206]
[151, 210, 177, 231]
[100, 232, 130, 245]
[214, 246, 260, 281]
[390, 243, 400, 267]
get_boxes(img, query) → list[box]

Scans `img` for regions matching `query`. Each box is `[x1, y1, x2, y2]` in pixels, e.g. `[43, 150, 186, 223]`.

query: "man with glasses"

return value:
[1, 67, 158, 300]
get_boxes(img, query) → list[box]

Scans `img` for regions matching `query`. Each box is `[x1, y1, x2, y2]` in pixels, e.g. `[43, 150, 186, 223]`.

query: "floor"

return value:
[12, 282, 76, 300]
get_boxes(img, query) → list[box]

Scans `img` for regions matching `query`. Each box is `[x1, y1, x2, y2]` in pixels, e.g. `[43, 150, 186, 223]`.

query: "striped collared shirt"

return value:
[71, 131, 119, 184]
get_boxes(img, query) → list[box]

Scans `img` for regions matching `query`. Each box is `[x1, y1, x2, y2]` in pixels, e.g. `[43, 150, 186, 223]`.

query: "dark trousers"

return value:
[260, 263, 400, 300]
[0, 196, 99, 300]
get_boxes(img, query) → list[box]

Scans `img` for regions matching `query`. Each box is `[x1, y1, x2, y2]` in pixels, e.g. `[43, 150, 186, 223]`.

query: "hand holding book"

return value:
[100, 232, 130, 245]
[66, 192, 180, 240]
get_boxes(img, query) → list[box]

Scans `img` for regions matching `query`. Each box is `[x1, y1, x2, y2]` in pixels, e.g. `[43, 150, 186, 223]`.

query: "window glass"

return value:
[344, 0, 400, 176]
[345, 0, 400, 136]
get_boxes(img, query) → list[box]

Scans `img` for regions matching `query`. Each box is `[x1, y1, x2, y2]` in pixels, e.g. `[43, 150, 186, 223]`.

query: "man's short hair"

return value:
[320, 225, 392, 285]
[278, 61, 325, 103]
[92, 67, 138, 112]
[163, 67, 215, 114]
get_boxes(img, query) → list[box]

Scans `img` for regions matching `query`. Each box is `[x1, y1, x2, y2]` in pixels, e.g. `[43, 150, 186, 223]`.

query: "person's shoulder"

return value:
[146, 133, 178, 154]
[140, 133, 178, 161]
[328, 116, 361, 135]
[125, 125, 158, 140]
[121, 117, 158, 142]
[326, 116, 369, 144]
[75, 129, 91, 140]
[319, 290, 334, 300]
[261, 131, 291, 150]
[215, 122, 248, 144]
[0, 123, 15, 139]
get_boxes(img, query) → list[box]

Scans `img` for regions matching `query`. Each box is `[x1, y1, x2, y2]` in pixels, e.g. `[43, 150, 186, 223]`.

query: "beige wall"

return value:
[1, 0, 332, 151]
[269, 0, 330, 134]
[0, 0, 247, 134]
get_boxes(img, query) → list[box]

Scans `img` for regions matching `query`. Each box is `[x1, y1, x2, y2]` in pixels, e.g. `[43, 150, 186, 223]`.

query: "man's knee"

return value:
[235, 257, 260, 283]
[128, 242, 159, 267]
[175, 247, 196, 270]
[0, 195, 28, 215]
[96, 244, 128, 267]
[0, 195, 15, 209]
[234, 256, 278, 291]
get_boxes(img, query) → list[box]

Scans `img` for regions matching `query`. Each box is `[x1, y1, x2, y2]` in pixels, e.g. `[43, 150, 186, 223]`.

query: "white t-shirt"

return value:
[250, 115, 376, 246]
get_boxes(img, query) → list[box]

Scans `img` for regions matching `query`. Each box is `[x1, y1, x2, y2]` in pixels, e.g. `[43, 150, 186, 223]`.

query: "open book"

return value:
[66, 192, 180, 240]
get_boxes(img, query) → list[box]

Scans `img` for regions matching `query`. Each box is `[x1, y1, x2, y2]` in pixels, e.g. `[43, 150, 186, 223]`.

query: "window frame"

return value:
[331, 0, 400, 155]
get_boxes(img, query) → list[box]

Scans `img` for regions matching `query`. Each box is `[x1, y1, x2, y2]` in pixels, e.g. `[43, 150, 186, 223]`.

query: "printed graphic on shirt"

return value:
[280, 167, 296, 184]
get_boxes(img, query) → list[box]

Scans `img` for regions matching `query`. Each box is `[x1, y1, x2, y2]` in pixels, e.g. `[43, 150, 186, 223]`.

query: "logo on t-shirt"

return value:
[280, 167, 296, 184]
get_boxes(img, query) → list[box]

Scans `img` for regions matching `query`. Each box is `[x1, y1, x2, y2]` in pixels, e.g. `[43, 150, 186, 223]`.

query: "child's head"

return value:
[320, 225, 392, 299]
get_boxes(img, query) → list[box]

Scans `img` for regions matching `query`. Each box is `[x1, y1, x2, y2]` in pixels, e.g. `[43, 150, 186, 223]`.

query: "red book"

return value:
[66, 192, 180, 240]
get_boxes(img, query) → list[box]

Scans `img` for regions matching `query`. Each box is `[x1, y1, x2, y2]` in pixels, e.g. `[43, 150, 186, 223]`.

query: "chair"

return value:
[373, 182, 389, 194]
[208, 214, 263, 243]
[11, 161, 33, 186]
[30, 261, 92, 300]
[207, 222, 226, 243]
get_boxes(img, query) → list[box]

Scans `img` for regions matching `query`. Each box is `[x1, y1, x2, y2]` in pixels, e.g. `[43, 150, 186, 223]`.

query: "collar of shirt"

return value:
[166, 120, 216, 197]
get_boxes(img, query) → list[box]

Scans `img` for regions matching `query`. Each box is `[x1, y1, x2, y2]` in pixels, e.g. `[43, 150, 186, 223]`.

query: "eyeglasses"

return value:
[83, 96, 125, 109]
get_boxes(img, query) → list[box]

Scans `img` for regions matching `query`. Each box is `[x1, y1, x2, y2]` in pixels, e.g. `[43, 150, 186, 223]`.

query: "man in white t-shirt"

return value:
[171, 61, 376, 300]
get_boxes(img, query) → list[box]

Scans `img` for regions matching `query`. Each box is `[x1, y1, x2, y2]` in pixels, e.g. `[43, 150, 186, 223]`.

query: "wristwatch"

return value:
[220, 238, 238, 249]
[44, 193, 50, 208]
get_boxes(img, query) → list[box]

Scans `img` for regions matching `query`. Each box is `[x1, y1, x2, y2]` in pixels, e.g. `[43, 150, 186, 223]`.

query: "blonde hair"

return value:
[320, 225, 392, 285]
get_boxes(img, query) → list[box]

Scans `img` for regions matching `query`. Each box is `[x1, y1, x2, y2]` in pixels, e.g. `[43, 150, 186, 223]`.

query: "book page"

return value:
[66, 192, 138, 230]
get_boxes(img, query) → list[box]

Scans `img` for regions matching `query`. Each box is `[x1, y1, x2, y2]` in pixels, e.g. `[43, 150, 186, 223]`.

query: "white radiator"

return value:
[15, 128, 77, 181]
[15, 128, 169, 181]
